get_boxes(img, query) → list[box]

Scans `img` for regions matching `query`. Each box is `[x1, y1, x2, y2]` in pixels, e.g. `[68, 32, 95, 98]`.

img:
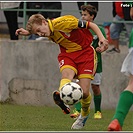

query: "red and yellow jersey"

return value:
[48, 15, 93, 53]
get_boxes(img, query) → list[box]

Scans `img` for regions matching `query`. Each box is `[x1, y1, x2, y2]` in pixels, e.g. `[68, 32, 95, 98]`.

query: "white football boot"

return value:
[71, 114, 89, 129]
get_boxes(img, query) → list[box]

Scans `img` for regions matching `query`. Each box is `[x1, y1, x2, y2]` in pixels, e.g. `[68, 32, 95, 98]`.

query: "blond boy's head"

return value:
[26, 14, 47, 34]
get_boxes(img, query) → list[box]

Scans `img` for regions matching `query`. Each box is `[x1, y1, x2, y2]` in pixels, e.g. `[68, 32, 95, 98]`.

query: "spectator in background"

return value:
[0, 2, 20, 40]
[18, 2, 62, 19]
[106, 2, 133, 53]
[40, 2, 62, 19]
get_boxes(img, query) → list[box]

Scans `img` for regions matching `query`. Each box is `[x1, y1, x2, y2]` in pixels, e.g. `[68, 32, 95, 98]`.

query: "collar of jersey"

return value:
[47, 19, 54, 35]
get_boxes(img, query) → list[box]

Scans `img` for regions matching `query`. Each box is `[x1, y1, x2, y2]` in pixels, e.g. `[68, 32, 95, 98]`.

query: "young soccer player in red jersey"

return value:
[16, 14, 108, 129]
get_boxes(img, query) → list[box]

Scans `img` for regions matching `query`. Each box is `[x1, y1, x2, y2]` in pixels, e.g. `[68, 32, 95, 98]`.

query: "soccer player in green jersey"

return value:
[70, 4, 108, 119]
[108, 28, 133, 131]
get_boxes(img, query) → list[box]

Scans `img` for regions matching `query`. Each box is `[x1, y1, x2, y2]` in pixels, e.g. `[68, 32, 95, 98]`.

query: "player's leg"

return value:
[71, 78, 92, 129]
[108, 75, 133, 131]
[71, 45, 97, 129]
[70, 102, 81, 119]
[91, 73, 102, 119]
[70, 73, 102, 119]
[53, 54, 77, 114]
[53, 90, 70, 114]
[92, 84, 102, 118]
[79, 79, 92, 116]
[108, 49, 133, 131]
[70, 79, 81, 118]
[53, 68, 76, 114]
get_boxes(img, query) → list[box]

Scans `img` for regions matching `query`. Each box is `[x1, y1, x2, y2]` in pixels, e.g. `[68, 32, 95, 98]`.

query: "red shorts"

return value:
[58, 46, 97, 80]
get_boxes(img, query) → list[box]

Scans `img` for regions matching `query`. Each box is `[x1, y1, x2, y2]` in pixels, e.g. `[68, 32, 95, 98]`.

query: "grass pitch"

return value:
[0, 103, 133, 131]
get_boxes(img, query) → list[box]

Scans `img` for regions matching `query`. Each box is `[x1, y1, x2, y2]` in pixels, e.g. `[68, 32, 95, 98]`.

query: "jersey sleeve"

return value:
[78, 20, 90, 29]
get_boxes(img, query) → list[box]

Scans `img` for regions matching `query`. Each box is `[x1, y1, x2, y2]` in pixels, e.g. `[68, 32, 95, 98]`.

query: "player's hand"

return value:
[97, 39, 109, 53]
[15, 28, 30, 36]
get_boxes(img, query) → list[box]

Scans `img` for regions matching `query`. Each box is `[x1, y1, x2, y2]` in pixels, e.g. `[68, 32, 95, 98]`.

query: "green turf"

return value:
[0, 103, 133, 131]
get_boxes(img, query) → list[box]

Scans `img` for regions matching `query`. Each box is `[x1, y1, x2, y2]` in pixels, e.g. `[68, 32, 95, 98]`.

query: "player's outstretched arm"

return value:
[77, 20, 109, 52]
[89, 22, 109, 50]
[15, 28, 30, 36]
[89, 22, 106, 42]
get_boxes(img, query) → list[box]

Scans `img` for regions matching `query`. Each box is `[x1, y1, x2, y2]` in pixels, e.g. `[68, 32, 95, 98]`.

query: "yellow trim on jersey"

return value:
[78, 74, 94, 80]
[47, 19, 54, 34]
[60, 65, 78, 74]
[86, 21, 89, 29]
[93, 47, 98, 75]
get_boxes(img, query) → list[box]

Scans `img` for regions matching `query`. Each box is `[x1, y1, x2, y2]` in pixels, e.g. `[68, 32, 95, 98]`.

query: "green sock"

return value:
[94, 94, 102, 113]
[112, 90, 133, 127]
[74, 102, 81, 112]
[132, 94, 133, 104]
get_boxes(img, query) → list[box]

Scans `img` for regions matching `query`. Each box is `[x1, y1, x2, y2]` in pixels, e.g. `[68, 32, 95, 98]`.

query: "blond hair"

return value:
[26, 14, 47, 34]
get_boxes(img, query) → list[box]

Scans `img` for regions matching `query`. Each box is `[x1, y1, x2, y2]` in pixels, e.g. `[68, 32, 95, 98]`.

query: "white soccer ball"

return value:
[60, 82, 83, 105]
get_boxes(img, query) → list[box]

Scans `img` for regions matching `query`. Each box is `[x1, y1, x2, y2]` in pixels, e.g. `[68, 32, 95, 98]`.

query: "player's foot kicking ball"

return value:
[53, 90, 70, 114]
